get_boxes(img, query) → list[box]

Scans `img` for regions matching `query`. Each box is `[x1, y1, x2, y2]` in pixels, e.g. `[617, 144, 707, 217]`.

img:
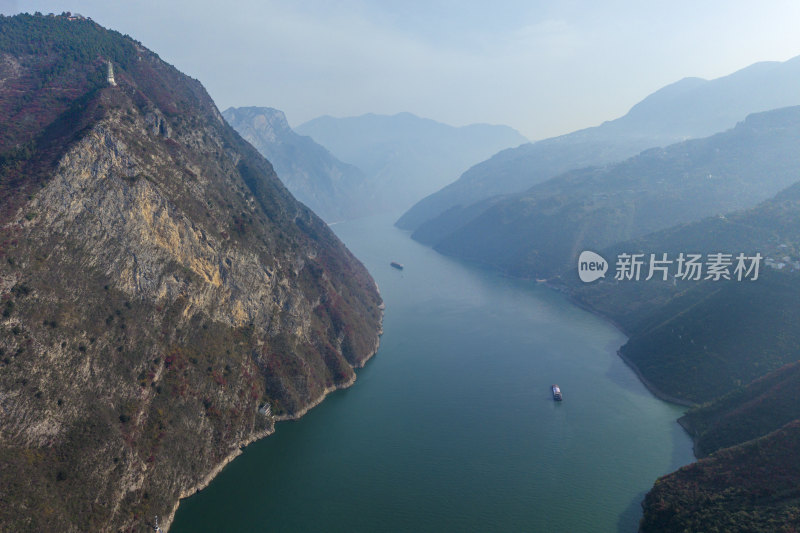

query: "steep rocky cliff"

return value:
[0, 14, 382, 532]
[223, 106, 372, 223]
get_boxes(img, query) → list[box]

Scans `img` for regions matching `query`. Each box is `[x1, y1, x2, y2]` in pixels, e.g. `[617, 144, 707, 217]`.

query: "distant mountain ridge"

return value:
[620, 57, 800, 138]
[295, 112, 527, 213]
[560, 180, 800, 530]
[425, 105, 800, 280]
[400, 54, 800, 233]
[573, 179, 800, 404]
[223, 106, 372, 222]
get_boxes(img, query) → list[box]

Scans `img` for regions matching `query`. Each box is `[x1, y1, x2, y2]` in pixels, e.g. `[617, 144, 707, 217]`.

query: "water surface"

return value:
[171, 214, 693, 532]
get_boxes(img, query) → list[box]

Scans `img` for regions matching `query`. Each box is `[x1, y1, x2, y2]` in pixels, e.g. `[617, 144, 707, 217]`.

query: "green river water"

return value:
[171, 213, 693, 532]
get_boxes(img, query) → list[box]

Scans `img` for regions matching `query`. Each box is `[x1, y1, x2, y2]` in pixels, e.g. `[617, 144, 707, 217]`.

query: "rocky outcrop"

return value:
[0, 14, 382, 532]
[223, 106, 372, 223]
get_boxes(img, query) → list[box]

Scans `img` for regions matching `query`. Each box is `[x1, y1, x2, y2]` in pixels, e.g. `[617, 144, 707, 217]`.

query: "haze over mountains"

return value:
[399, 55, 800, 233]
[222, 106, 371, 223]
[5, 8, 800, 533]
[296, 112, 527, 213]
[382, 51, 800, 530]
[562, 170, 800, 530]
[214, 50, 800, 533]
[427, 106, 800, 279]
[570, 178, 800, 401]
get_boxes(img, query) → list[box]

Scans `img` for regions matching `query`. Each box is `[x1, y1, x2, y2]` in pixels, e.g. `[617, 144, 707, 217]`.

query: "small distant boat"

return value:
[390, 261, 404, 270]
[551, 384, 562, 401]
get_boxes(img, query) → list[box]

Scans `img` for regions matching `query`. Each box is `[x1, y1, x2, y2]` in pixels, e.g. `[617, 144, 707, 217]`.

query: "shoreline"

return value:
[538, 280, 700, 462]
[162, 254, 699, 530]
[392, 244, 700, 445]
[615, 348, 695, 408]
[162, 310, 384, 532]
[546, 281, 702, 465]
[416, 247, 701, 414]
[676, 416, 701, 458]
[542, 281, 697, 409]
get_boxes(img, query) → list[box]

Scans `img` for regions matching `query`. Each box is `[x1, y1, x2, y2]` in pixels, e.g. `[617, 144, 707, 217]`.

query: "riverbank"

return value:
[162, 312, 383, 532]
[405, 246, 698, 414]
[404, 228, 700, 415]
[547, 281, 701, 471]
[615, 349, 695, 409]
[676, 417, 701, 458]
[162, 426, 275, 532]
[538, 279, 698, 411]
[400, 233, 699, 433]
[170, 215, 694, 533]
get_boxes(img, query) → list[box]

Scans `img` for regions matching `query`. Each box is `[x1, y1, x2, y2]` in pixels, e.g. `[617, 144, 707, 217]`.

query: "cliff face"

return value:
[222, 106, 372, 223]
[0, 14, 382, 532]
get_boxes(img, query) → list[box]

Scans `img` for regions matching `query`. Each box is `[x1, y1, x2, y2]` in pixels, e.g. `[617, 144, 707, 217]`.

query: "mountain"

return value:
[568, 180, 800, 333]
[400, 54, 800, 234]
[640, 419, 800, 533]
[563, 179, 800, 404]
[425, 106, 800, 280]
[621, 269, 800, 404]
[222, 106, 371, 222]
[552, 173, 800, 530]
[0, 14, 382, 532]
[295, 112, 527, 213]
[679, 361, 800, 457]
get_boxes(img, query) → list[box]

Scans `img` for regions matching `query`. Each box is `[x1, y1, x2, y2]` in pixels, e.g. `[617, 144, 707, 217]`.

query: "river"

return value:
[171, 213, 693, 532]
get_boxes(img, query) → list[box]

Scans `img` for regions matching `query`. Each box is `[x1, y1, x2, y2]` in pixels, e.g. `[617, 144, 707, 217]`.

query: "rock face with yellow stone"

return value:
[0, 14, 382, 532]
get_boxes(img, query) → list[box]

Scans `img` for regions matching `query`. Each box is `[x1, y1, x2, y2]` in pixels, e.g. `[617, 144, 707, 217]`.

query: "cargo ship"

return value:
[390, 261, 404, 270]
[551, 384, 562, 401]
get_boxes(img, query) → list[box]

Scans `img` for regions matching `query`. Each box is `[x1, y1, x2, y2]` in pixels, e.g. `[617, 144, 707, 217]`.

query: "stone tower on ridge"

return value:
[106, 60, 116, 87]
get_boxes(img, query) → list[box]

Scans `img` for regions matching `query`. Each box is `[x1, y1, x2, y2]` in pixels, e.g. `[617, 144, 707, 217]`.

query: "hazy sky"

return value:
[5, 1, 800, 139]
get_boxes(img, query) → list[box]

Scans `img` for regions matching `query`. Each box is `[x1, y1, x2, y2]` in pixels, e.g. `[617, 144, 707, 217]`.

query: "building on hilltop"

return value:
[107, 60, 116, 87]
